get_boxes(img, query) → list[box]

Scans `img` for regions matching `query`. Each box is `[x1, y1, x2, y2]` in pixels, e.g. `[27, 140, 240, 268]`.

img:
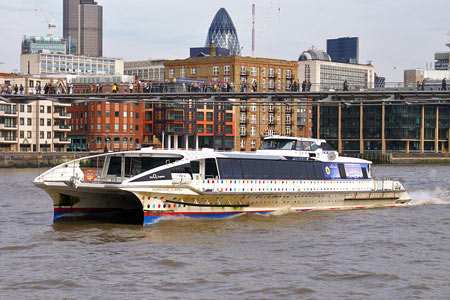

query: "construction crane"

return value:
[35, 0, 56, 36]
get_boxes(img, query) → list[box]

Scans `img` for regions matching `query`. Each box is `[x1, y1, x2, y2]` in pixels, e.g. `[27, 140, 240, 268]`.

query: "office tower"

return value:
[326, 37, 359, 64]
[63, 0, 103, 57]
[205, 8, 241, 56]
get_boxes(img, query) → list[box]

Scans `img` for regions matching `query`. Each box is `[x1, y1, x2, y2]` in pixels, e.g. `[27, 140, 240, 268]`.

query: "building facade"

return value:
[298, 48, 374, 91]
[164, 55, 313, 151]
[124, 60, 165, 82]
[21, 35, 67, 55]
[20, 53, 123, 76]
[326, 37, 359, 64]
[63, 0, 103, 57]
[67, 84, 143, 151]
[0, 74, 71, 152]
[314, 102, 450, 154]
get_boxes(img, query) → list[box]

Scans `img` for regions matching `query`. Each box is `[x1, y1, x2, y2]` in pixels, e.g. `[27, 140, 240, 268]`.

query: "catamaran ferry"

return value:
[33, 136, 411, 225]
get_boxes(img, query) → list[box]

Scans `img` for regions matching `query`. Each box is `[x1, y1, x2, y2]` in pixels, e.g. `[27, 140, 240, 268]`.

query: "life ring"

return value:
[84, 169, 96, 182]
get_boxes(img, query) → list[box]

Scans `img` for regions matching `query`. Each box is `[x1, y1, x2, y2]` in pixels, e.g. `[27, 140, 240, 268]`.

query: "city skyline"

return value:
[1, 0, 449, 82]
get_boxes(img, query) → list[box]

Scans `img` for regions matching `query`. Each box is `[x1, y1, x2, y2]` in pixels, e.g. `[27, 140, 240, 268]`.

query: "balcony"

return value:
[0, 136, 18, 143]
[53, 137, 71, 144]
[53, 124, 71, 131]
[0, 110, 17, 117]
[53, 112, 71, 119]
[0, 124, 18, 130]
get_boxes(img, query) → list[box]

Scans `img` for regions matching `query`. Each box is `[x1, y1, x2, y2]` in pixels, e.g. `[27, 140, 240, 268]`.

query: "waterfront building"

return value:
[313, 102, 450, 154]
[298, 47, 375, 91]
[21, 35, 67, 55]
[205, 8, 241, 56]
[124, 60, 165, 82]
[0, 74, 71, 152]
[20, 53, 123, 76]
[63, 0, 103, 57]
[67, 77, 143, 152]
[164, 55, 312, 151]
[326, 37, 359, 64]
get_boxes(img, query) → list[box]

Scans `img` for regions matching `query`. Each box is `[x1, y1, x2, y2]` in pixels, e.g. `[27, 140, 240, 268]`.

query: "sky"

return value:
[1, 0, 449, 82]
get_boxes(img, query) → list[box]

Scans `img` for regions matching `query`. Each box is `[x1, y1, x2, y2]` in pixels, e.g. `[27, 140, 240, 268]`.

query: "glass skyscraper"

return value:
[326, 37, 359, 64]
[205, 8, 241, 56]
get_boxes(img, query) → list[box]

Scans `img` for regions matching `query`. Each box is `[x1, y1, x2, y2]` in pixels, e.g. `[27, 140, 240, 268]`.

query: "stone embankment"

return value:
[0, 152, 91, 168]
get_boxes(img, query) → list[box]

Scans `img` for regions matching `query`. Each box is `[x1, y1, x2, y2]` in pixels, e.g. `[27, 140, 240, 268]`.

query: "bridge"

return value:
[1, 91, 450, 106]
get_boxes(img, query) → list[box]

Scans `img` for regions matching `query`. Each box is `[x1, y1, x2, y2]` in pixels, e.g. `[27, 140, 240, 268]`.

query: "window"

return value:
[145, 124, 152, 133]
[206, 112, 213, 121]
[240, 139, 245, 148]
[180, 67, 186, 78]
[40, 119, 44, 126]
[106, 124, 110, 130]
[213, 66, 219, 75]
[47, 106, 51, 114]
[90, 124, 94, 130]
[27, 105, 32, 113]
[124, 111, 128, 118]
[115, 111, 119, 117]
[224, 65, 230, 75]
[145, 111, 152, 121]
[286, 69, 292, 79]
[20, 131, 24, 138]
[262, 67, 266, 77]
[20, 118, 24, 125]
[251, 67, 257, 76]
[226, 125, 233, 134]
[251, 140, 256, 148]
[251, 104, 257, 112]
[97, 124, 101, 130]
[169, 69, 175, 79]
[97, 111, 101, 117]
[250, 126, 256, 136]
[226, 113, 233, 122]
[197, 124, 204, 133]
[123, 124, 127, 131]
[27, 131, 31, 138]
[240, 66, 246, 75]
[278, 69, 281, 78]
[197, 112, 204, 121]
[20, 105, 24, 112]
[40, 105, 44, 113]
[114, 124, 119, 131]
[269, 68, 274, 77]
[251, 114, 256, 124]
[114, 137, 120, 145]
[123, 137, 128, 146]
[47, 132, 51, 139]
[206, 124, 213, 133]
[191, 68, 197, 75]
[240, 125, 246, 136]
[40, 131, 44, 138]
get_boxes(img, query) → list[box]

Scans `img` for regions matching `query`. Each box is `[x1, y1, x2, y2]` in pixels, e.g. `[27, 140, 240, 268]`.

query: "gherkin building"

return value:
[205, 8, 241, 56]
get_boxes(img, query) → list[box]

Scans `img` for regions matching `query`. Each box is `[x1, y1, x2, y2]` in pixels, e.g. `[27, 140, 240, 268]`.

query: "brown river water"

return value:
[1, 166, 450, 299]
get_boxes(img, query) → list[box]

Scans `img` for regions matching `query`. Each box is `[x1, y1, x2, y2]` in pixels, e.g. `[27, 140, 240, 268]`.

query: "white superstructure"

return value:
[33, 136, 411, 225]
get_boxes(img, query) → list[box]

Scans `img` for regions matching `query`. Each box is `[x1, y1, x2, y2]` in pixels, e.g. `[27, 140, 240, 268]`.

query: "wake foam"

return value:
[409, 187, 450, 205]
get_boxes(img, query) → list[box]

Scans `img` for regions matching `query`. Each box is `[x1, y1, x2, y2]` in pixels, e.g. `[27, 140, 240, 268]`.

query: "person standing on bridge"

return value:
[343, 80, 349, 91]
[442, 78, 447, 91]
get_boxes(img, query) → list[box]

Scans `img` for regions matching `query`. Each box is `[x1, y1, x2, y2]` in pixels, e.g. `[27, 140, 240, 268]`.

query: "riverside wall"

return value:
[0, 152, 92, 168]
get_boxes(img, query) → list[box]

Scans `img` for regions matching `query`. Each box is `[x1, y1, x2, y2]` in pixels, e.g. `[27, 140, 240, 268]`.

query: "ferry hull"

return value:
[140, 190, 411, 225]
